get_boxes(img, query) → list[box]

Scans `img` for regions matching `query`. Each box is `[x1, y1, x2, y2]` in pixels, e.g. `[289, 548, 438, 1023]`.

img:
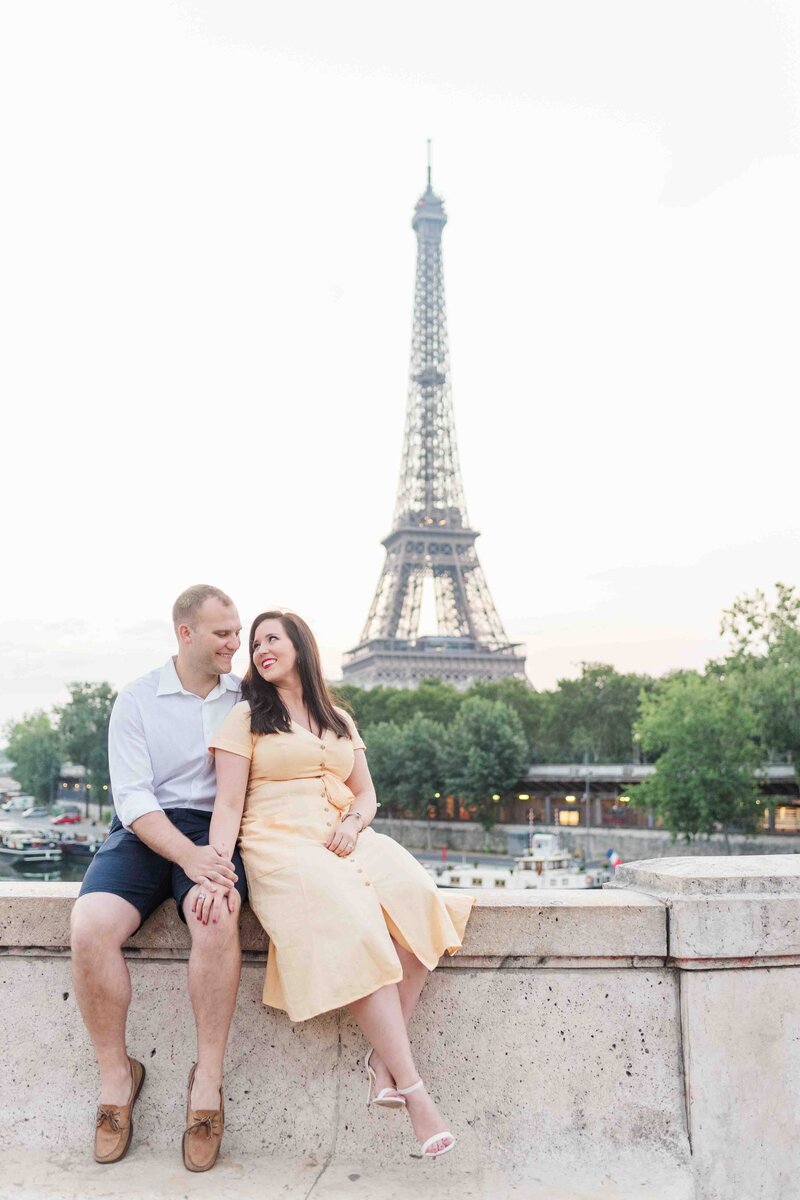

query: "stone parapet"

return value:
[611, 855, 800, 965]
[2, 861, 799, 1198]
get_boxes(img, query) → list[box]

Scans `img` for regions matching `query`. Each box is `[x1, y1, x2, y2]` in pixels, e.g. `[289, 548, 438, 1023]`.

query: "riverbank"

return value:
[374, 817, 800, 861]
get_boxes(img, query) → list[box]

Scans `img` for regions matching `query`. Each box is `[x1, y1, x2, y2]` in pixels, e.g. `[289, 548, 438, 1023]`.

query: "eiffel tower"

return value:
[342, 153, 527, 690]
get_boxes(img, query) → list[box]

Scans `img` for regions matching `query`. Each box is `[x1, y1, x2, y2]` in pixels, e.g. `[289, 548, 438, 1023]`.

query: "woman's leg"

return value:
[349, 981, 452, 1154]
[368, 939, 428, 1095]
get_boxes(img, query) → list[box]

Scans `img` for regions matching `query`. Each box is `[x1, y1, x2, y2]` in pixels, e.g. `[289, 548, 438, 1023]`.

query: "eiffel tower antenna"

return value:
[342, 153, 527, 689]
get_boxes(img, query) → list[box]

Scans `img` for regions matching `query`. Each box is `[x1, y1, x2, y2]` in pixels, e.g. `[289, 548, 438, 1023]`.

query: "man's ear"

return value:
[176, 622, 193, 646]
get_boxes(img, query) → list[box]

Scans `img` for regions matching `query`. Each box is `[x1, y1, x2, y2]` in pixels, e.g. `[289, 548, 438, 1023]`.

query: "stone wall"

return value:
[374, 816, 800, 861]
[2, 859, 800, 1199]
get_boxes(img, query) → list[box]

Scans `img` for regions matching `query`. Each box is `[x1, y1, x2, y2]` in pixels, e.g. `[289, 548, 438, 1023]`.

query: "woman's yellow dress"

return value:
[210, 703, 473, 1022]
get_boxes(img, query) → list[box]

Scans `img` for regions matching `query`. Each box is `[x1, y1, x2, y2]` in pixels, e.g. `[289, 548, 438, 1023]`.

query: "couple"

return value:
[70, 585, 474, 1171]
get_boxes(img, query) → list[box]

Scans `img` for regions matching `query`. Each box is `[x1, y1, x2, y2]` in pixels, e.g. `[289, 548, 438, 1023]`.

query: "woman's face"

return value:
[252, 618, 298, 687]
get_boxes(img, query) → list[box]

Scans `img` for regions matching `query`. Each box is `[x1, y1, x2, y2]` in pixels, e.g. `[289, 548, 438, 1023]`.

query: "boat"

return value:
[0, 824, 63, 865]
[425, 832, 614, 891]
[60, 833, 106, 858]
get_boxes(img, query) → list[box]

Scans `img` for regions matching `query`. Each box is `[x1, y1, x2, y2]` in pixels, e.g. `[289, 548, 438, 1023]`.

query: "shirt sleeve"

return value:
[109, 689, 162, 831]
[336, 707, 366, 751]
[209, 701, 255, 760]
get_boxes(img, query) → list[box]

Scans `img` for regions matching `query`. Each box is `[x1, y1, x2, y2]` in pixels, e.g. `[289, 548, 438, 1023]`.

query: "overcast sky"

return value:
[1, 1, 799, 730]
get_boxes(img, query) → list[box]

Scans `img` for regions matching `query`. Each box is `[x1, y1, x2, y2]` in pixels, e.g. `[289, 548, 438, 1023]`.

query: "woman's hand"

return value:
[326, 815, 359, 857]
[192, 883, 238, 924]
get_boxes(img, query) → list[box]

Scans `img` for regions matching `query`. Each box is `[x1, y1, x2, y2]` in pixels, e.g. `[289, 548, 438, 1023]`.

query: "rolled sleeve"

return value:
[109, 689, 162, 831]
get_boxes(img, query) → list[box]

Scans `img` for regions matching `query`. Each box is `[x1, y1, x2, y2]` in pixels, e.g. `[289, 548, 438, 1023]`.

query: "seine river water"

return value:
[0, 850, 511, 886]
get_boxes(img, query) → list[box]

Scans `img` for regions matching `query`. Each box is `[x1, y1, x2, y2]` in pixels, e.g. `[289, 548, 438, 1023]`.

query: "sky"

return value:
[1, 1, 799, 729]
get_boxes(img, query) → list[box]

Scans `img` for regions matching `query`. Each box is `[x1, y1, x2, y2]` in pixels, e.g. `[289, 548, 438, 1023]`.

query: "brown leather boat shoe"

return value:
[182, 1063, 224, 1173]
[94, 1057, 146, 1164]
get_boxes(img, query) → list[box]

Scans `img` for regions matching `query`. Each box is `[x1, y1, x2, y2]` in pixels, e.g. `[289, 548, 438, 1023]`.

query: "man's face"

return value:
[183, 598, 242, 676]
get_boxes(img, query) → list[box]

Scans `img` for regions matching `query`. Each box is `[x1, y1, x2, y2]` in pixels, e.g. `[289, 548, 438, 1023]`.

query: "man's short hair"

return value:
[172, 585, 234, 630]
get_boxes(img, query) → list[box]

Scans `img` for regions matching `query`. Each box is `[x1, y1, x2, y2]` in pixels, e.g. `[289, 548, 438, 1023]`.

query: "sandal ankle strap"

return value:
[396, 1079, 424, 1096]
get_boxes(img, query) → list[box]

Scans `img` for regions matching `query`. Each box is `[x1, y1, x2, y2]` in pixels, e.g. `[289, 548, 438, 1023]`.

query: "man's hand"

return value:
[180, 843, 238, 894]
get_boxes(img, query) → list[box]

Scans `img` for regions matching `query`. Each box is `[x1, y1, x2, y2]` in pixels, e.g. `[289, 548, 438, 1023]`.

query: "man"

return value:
[70, 585, 247, 1172]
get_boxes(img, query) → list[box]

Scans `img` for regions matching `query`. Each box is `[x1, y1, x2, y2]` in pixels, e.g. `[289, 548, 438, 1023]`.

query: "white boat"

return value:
[425, 833, 613, 891]
[0, 825, 63, 865]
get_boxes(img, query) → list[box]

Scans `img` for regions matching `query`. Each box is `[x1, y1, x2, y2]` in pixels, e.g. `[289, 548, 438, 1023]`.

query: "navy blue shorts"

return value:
[78, 808, 248, 927]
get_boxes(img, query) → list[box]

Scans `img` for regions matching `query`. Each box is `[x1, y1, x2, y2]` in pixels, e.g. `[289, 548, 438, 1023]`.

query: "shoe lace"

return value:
[96, 1106, 123, 1133]
[186, 1113, 222, 1139]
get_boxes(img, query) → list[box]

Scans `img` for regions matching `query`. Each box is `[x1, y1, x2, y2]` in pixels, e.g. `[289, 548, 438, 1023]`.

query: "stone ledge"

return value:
[611, 856, 800, 963]
[613, 855, 800, 896]
[0, 883, 667, 961]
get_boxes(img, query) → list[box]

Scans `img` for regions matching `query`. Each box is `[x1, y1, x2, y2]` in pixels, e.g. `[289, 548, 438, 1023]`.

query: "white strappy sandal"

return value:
[396, 1079, 455, 1158]
[364, 1050, 406, 1109]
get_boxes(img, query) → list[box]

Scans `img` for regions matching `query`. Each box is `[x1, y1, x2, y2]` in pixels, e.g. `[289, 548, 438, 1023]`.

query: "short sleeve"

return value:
[209, 701, 255, 760]
[336, 707, 366, 751]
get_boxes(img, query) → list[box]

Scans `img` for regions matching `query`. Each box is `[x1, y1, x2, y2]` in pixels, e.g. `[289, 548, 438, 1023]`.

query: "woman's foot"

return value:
[397, 1081, 454, 1156]
[366, 1050, 403, 1104]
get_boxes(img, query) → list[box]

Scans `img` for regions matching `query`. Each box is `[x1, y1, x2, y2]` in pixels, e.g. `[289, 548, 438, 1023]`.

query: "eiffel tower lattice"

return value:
[342, 155, 527, 690]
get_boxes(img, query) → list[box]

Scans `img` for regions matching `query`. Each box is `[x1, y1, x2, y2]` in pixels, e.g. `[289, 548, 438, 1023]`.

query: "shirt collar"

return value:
[156, 658, 240, 699]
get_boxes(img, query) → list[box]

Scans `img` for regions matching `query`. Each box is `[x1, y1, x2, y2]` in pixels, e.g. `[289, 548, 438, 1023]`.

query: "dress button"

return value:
[365, 881, 371, 887]
[325, 822, 332, 828]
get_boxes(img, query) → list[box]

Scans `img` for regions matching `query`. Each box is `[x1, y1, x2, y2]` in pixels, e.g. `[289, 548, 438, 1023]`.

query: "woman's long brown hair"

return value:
[241, 610, 351, 739]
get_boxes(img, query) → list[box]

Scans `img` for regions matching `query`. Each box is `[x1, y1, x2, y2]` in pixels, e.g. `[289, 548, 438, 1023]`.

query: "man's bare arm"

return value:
[130, 810, 238, 894]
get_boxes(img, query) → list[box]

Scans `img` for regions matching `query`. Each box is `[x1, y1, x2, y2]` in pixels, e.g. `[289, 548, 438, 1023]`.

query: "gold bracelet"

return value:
[342, 811, 365, 833]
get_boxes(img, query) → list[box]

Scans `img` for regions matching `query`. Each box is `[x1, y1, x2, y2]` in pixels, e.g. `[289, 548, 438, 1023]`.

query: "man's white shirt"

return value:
[109, 658, 241, 830]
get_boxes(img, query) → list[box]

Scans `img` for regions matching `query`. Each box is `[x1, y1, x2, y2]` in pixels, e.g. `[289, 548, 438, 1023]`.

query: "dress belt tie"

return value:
[321, 773, 354, 815]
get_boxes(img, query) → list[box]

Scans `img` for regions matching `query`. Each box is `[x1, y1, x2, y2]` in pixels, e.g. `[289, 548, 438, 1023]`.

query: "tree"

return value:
[4, 712, 62, 804]
[718, 583, 800, 774]
[361, 722, 406, 814]
[56, 682, 117, 813]
[383, 679, 462, 729]
[632, 673, 762, 845]
[444, 698, 529, 831]
[393, 714, 448, 816]
[362, 715, 447, 819]
[539, 663, 655, 763]
[335, 685, 395, 730]
[463, 678, 544, 757]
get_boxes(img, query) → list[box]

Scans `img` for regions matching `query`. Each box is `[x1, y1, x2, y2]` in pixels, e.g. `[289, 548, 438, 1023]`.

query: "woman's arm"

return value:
[194, 749, 250, 922]
[326, 749, 378, 856]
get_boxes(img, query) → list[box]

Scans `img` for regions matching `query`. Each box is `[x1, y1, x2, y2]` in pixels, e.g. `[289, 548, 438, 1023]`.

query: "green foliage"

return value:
[632, 673, 762, 841]
[539, 663, 656, 762]
[719, 584, 800, 773]
[462, 678, 545, 756]
[360, 721, 405, 812]
[363, 714, 447, 817]
[443, 698, 529, 831]
[4, 712, 62, 804]
[55, 682, 117, 808]
[337, 679, 462, 730]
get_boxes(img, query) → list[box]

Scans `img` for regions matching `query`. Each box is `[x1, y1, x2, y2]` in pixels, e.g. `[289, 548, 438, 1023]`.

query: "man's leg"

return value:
[70, 892, 142, 1105]
[182, 883, 242, 1110]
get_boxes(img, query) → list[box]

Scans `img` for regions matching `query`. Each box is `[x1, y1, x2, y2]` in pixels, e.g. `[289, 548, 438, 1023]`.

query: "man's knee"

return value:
[71, 893, 140, 958]
[184, 885, 241, 946]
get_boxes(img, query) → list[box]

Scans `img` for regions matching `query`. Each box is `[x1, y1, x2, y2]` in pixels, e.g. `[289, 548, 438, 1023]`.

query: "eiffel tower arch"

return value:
[342, 156, 528, 691]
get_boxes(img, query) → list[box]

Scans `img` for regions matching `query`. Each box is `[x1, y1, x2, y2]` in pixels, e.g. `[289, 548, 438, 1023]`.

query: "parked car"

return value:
[51, 811, 81, 825]
[1, 795, 36, 813]
[21, 806, 51, 820]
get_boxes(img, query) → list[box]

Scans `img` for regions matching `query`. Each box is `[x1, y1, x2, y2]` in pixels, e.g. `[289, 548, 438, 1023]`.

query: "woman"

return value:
[201, 610, 474, 1159]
